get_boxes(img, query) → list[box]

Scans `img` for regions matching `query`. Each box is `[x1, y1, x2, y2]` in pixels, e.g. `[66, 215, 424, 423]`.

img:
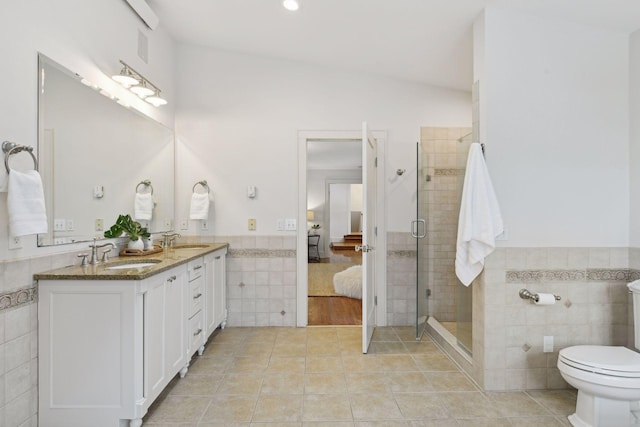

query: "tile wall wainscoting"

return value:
[474, 246, 637, 391]
[5, 238, 640, 424]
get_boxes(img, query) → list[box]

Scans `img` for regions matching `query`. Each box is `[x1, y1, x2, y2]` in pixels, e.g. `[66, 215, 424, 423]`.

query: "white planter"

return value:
[128, 239, 145, 251]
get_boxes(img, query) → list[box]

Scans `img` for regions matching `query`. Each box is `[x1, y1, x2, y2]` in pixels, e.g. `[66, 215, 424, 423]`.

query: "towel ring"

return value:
[135, 179, 154, 195]
[3, 141, 38, 174]
[192, 180, 210, 194]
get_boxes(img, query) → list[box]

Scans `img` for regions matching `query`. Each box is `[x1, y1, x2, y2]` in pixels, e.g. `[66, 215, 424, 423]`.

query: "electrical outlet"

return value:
[95, 218, 104, 231]
[54, 219, 66, 231]
[248, 218, 256, 231]
[276, 219, 285, 231]
[201, 220, 209, 230]
[8, 236, 22, 250]
[180, 220, 188, 230]
[285, 218, 296, 231]
[66, 219, 74, 231]
[543, 336, 554, 353]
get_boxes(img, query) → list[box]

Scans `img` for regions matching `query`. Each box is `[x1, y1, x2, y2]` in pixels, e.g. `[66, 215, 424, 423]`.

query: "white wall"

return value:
[0, 0, 176, 261]
[478, 8, 630, 247]
[174, 46, 472, 236]
[630, 29, 640, 246]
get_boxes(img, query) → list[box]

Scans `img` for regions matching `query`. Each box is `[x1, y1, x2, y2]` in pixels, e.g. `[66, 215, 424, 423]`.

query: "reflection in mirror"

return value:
[37, 54, 175, 246]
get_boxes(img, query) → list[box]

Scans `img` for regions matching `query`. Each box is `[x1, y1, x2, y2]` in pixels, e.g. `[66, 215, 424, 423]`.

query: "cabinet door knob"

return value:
[193, 265, 202, 270]
[193, 293, 202, 299]
[193, 328, 202, 336]
[167, 275, 177, 283]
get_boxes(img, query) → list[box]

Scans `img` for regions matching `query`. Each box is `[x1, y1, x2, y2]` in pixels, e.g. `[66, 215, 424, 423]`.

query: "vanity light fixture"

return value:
[282, 0, 299, 11]
[112, 60, 167, 106]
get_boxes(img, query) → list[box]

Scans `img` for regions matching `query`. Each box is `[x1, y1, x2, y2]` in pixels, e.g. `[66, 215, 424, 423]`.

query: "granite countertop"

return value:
[34, 243, 229, 281]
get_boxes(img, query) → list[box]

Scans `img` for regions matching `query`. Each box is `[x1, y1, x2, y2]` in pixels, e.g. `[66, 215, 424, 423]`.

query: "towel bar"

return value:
[192, 180, 210, 194]
[3, 141, 38, 174]
[135, 179, 153, 195]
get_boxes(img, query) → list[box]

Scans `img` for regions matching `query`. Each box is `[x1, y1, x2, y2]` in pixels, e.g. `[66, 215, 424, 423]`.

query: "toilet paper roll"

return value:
[535, 293, 556, 305]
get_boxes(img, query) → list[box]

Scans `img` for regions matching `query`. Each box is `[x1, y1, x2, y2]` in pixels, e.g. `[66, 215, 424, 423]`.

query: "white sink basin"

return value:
[106, 259, 162, 270]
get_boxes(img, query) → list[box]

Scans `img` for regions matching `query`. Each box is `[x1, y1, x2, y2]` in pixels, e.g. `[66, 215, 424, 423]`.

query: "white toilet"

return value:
[557, 281, 640, 427]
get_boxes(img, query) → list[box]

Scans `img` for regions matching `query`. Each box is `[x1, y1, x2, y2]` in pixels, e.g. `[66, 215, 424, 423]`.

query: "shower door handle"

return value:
[411, 219, 427, 239]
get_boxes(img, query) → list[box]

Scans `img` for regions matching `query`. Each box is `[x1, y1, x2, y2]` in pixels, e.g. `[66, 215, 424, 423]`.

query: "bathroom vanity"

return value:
[35, 243, 228, 427]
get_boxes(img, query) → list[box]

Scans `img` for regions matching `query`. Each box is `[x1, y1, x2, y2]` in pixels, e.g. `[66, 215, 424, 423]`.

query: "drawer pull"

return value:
[193, 328, 203, 336]
[193, 265, 203, 270]
[167, 275, 177, 283]
[215, 256, 221, 260]
[193, 293, 203, 299]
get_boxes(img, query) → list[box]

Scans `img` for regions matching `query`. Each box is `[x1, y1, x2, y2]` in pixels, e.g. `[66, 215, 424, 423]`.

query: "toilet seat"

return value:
[559, 345, 640, 378]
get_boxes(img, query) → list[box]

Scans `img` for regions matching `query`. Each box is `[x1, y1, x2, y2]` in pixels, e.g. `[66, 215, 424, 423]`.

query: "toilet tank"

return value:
[628, 280, 640, 350]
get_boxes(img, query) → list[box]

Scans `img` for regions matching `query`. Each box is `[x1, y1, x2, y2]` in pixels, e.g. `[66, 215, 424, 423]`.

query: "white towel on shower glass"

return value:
[8, 169, 48, 237]
[189, 193, 210, 220]
[455, 142, 503, 287]
[134, 193, 154, 220]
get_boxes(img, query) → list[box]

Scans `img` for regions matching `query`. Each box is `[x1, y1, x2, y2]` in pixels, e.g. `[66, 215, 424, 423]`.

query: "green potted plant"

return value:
[104, 214, 151, 250]
[310, 224, 321, 235]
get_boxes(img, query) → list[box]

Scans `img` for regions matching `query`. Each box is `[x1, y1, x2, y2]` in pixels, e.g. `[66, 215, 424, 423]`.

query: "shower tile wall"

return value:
[386, 232, 416, 326]
[420, 126, 472, 322]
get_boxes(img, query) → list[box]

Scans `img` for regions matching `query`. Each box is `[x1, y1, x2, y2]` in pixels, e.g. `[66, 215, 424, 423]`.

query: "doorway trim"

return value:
[296, 129, 387, 327]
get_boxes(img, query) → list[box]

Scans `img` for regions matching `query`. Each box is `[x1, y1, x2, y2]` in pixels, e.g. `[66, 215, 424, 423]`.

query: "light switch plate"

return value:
[285, 219, 296, 231]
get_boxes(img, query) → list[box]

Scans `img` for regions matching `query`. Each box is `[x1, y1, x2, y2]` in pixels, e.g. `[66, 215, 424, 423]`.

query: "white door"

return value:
[361, 122, 377, 353]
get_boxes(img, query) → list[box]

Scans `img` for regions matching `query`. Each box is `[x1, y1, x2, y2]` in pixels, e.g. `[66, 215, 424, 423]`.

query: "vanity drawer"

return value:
[189, 278, 204, 316]
[189, 310, 205, 352]
[187, 258, 204, 282]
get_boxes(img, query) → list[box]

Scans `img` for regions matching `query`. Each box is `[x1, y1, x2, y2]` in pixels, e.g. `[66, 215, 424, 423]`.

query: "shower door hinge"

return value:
[375, 157, 378, 167]
[426, 289, 431, 298]
[374, 295, 378, 305]
[374, 226, 377, 236]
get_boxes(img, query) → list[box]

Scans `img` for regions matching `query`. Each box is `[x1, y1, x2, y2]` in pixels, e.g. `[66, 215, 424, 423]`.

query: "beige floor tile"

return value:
[144, 396, 211, 423]
[251, 394, 304, 422]
[304, 372, 348, 394]
[350, 393, 404, 420]
[307, 341, 342, 356]
[261, 373, 304, 394]
[204, 341, 242, 357]
[303, 422, 354, 427]
[302, 394, 352, 421]
[346, 372, 390, 394]
[239, 341, 274, 355]
[217, 374, 263, 395]
[372, 328, 401, 342]
[510, 416, 567, 426]
[526, 390, 577, 416]
[407, 420, 459, 427]
[228, 356, 271, 373]
[307, 328, 339, 342]
[377, 354, 419, 371]
[199, 423, 250, 427]
[200, 395, 257, 423]
[411, 354, 459, 372]
[439, 392, 501, 418]
[188, 356, 233, 375]
[393, 326, 419, 341]
[368, 342, 407, 354]
[168, 374, 223, 396]
[424, 372, 476, 391]
[306, 355, 343, 373]
[486, 391, 551, 417]
[393, 392, 449, 419]
[341, 354, 383, 372]
[273, 343, 307, 357]
[356, 422, 409, 427]
[454, 418, 511, 427]
[403, 341, 442, 354]
[268, 357, 306, 374]
[387, 372, 435, 393]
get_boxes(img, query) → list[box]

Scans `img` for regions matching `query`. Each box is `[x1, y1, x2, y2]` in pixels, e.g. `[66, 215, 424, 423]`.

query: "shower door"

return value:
[413, 142, 429, 340]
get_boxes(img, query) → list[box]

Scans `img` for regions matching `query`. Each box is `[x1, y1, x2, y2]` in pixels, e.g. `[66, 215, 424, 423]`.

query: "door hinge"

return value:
[374, 295, 378, 305]
[426, 289, 431, 298]
[374, 157, 378, 167]
[374, 226, 377, 236]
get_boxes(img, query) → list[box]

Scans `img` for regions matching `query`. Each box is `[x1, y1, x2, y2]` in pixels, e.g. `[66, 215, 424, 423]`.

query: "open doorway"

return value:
[306, 141, 363, 325]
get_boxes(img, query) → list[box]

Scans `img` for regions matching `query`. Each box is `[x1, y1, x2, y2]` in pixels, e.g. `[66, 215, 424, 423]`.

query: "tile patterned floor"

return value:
[143, 326, 576, 426]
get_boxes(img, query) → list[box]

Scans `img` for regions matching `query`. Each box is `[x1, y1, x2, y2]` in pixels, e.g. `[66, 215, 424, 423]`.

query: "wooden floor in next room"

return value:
[308, 234, 362, 326]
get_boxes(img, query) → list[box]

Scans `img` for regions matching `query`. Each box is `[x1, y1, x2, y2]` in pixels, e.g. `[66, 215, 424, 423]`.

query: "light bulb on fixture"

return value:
[282, 0, 299, 11]
[146, 90, 167, 107]
[130, 80, 155, 98]
[112, 66, 140, 88]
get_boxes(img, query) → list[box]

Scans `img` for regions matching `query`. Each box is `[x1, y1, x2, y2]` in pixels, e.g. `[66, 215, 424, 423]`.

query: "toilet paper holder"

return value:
[519, 288, 561, 303]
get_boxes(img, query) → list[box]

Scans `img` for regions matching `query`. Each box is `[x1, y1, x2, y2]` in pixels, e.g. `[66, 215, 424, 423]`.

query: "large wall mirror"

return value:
[37, 54, 175, 246]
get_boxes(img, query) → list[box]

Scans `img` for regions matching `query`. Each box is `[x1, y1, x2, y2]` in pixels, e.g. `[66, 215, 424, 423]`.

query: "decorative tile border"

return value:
[0, 285, 38, 312]
[387, 250, 417, 258]
[434, 168, 462, 176]
[506, 268, 640, 283]
[229, 248, 296, 258]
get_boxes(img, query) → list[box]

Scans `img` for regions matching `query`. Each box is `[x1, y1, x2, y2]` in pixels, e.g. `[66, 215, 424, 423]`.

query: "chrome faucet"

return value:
[88, 239, 117, 265]
[162, 233, 181, 248]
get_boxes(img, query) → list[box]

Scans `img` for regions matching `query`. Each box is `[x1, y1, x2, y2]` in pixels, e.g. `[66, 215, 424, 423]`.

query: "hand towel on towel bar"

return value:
[134, 193, 154, 220]
[8, 169, 48, 237]
[189, 192, 210, 220]
[455, 142, 503, 286]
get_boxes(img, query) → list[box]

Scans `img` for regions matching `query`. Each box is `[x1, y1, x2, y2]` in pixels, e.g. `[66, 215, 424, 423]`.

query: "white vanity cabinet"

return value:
[204, 246, 228, 338]
[38, 264, 188, 427]
[187, 257, 205, 357]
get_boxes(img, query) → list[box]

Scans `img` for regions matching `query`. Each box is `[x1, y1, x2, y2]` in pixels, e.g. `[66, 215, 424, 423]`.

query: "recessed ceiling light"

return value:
[282, 0, 299, 11]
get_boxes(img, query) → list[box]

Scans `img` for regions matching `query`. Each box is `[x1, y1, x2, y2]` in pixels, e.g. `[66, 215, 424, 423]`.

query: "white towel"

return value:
[189, 193, 210, 220]
[134, 193, 154, 220]
[455, 142, 503, 286]
[8, 169, 48, 237]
